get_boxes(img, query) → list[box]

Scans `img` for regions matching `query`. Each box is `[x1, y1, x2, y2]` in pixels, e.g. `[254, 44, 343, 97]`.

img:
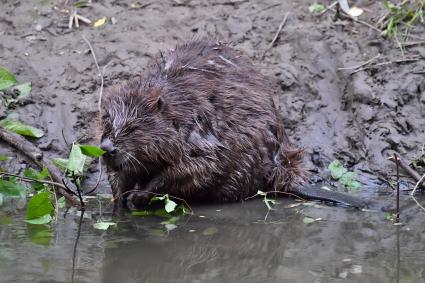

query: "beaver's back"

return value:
[101, 38, 305, 203]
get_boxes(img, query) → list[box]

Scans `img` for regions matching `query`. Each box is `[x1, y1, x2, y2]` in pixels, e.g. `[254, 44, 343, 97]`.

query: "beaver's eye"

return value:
[172, 119, 180, 130]
[101, 113, 109, 120]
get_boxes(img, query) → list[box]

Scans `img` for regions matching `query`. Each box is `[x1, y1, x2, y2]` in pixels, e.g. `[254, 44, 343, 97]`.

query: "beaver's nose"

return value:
[100, 138, 117, 156]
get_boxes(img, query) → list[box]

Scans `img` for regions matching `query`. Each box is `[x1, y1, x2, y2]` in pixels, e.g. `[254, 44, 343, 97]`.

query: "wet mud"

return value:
[2, 0, 425, 195]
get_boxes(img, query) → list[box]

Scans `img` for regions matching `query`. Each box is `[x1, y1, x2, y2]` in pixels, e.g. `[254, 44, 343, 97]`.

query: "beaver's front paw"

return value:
[126, 191, 151, 210]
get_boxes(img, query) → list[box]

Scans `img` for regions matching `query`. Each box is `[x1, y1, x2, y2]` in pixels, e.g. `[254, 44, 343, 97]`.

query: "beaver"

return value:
[98, 38, 365, 209]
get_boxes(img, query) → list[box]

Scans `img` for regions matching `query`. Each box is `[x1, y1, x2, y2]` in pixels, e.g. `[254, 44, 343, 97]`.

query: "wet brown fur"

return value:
[99, 38, 306, 206]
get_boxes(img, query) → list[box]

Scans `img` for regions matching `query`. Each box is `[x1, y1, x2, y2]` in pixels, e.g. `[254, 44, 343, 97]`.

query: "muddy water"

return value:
[2, 0, 425, 282]
[1, 196, 425, 283]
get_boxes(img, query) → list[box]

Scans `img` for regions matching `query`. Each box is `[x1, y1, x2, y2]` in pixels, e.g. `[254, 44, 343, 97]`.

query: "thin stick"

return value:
[394, 154, 400, 222]
[71, 172, 85, 211]
[81, 35, 107, 196]
[0, 128, 79, 206]
[329, 7, 381, 33]
[71, 210, 85, 283]
[401, 40, 425, 46]
[84, 159, 103, 195]
[263, 12, 290, 56]
[318, 1, 338, 16]
[244, 190, 306, 201]
[388, 155, 422, 184]
[338, 54, 380, 70]
[0, 172, 77, 196]
[81, 35, 104, 112]
[411, 172, 425, 195]
[411, 195, 425, 212]
[351, 57, 421, 74]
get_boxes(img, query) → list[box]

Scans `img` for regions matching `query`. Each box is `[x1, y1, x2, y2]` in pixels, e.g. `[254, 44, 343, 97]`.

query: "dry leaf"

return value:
[94, 17, 107, 28]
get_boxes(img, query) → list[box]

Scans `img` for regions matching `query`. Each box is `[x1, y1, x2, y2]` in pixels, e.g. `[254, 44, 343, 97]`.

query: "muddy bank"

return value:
[1, 1, 425, 195]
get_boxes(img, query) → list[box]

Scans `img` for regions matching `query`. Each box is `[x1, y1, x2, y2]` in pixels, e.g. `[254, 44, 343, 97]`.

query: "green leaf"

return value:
[328, 160, 347, 180]
[309, 3, 325, 13]
[0, 179, 27, 197]
[57, 196, 65, 208]
[0, 67, 17, 91]
[0, 119, 44, 138]
[12, 82, 31, 97]
[303, 217, 316, 224]
[73, 0, 91, 8]
[160, 216, 179, 225]
[132, 209, 172, 218]
[67, 144, 86, 173]
[263, 197, 277, 210]
[132, 210, 152, 216]
[202, 227, 218, 236]
[93, 221, 116, 230]
[0, 155, 9, 161]
[24, 167, 49, 180]
[79, 144, 106, 157]
[25, 214, 52, 225]
[52, 158, 69, 171]
[164, 223, 177, 231]
[340, 172, 362, 191]
[23, 167, 50, 191]
[27, 225, 52, 246]
[26, 191, 54, 221]
[0, 193, 3, 206]
[164, 197, 177, 213]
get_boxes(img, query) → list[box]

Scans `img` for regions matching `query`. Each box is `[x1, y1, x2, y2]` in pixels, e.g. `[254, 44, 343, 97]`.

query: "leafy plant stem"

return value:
[0, 128, 79, 206]
[71, 172, 85, 211]
[394, 153, 400, 223]
[113, 189, 193, 214]
[0, 172, 75, 195]
[71, 210, 85, 282]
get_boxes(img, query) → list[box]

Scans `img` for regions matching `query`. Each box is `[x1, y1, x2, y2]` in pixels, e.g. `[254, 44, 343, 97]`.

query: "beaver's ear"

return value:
[157, 96, 165, 112]
[147, 89, 166, 112]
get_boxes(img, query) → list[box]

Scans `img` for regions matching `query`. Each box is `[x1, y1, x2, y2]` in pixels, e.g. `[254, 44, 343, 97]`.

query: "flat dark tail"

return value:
[292, 186, 367, 209]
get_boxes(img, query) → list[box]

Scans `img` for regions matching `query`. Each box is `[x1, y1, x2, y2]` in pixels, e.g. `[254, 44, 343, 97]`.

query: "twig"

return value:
[71, 210, 85, 283]
[81, 35, 107, 196]
[244, 190, 306, 201]
[351, 57, 422, 74]
[0, 172, 77, 196]
[411, 172, 425, 195]
[71, 172, 85, 211]
[401, 40, 425, 46]
[329, 6, 381, 33]
[388, 155, 423, 184]
[263, 12, 290, 57]
[411, 195, 425, 212]
[318, 1, 338, 16]
[394, 153, 400, 222]
[338, 54, 380, 70]
[84, 159, 103, 195]
[0, 128, 79, 206]
[61, 129, 70, 149]
[81, 35, 104, 112]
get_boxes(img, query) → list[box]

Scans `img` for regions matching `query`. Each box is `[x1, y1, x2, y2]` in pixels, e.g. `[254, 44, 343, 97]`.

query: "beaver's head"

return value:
[98, 78, 183, 174]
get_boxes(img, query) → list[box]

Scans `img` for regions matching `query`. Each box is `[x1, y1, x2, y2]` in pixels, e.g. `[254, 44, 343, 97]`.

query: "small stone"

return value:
[111, 17, 117, 25]
[35, 24, 42, 31]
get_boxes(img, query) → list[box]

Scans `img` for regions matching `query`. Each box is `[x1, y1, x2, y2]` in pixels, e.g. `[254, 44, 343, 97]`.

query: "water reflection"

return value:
[0, 197, 425, 283]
